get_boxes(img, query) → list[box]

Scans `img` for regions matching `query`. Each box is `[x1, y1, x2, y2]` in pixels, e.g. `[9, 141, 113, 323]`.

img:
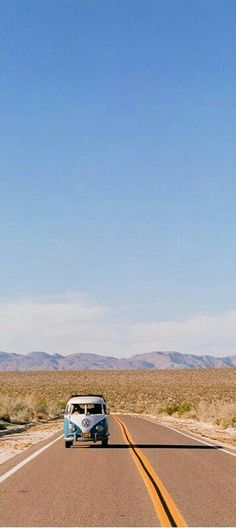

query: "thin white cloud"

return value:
[0, 294, 236, 357]
[0, 294, 111, 355]
[131, 311, 236, 356]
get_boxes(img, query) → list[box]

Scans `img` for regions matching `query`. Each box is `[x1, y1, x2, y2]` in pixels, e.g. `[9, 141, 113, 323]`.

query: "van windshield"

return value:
[70, 403, 103, 415]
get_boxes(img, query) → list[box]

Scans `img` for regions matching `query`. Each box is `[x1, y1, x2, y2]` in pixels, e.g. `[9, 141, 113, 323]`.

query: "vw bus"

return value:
[64, 394, 109, 448]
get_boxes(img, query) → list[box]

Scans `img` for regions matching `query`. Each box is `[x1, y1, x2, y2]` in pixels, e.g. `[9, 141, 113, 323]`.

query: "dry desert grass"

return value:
[0, 369, 236, 428]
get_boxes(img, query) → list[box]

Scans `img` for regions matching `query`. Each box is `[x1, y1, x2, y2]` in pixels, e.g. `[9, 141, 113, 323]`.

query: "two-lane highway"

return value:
[0, 415, 235, 526]
[118, 415, 236, 527]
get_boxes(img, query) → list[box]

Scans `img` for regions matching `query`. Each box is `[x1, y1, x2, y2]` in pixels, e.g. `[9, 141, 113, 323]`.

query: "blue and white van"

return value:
[64, 394, 109, 448]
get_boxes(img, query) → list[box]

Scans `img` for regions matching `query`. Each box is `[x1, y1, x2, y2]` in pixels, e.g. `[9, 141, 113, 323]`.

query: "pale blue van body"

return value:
[64, 394, 109, 448]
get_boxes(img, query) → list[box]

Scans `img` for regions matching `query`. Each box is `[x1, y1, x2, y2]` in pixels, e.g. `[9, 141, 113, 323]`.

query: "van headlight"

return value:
[96, 424, 104, 432]
[69, 423, 76, 432]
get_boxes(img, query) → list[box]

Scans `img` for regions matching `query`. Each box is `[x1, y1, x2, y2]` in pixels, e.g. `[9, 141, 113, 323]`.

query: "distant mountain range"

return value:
[0, 350, 236, 370]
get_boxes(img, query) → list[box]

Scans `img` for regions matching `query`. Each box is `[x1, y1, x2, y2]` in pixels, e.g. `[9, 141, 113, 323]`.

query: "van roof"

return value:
[67, 395, 105, 405]
[70, 394, 105, 399]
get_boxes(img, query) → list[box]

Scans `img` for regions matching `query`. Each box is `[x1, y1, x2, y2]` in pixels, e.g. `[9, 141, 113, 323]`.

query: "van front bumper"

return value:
[65, 433, 109, 442]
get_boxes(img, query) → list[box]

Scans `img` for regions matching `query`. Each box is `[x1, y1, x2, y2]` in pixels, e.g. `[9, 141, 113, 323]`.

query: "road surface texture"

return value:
[0, 415, 235, 527]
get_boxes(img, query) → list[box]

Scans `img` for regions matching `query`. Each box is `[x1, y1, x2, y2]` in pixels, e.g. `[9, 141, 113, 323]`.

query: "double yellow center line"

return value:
[115, 416, 186, 528]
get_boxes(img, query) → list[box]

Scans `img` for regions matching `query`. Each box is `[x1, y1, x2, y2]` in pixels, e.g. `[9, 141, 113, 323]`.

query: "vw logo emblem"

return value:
[82, 418, 91, 428]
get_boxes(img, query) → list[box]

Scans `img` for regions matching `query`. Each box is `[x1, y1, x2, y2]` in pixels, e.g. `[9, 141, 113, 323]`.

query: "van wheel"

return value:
[102, 439, 108, 447]
[65, 441, 73, 448]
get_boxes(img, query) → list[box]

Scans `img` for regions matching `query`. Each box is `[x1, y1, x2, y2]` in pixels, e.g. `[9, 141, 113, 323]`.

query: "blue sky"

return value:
[0, 0, 236, 356]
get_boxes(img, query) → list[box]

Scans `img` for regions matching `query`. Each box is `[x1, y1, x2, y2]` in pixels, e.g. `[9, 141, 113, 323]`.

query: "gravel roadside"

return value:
[0, 420, 63, 465]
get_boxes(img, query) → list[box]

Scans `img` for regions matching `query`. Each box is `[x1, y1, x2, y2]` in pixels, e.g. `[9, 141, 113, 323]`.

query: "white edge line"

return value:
[142, 417, 236, 458]
[0, 433, 64, 484]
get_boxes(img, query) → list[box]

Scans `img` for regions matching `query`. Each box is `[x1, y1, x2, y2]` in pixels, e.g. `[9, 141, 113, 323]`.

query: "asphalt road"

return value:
[0, 415, 235, 527]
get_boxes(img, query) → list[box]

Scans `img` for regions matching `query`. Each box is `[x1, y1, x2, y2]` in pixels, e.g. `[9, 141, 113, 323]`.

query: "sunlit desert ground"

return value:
[1, 369, 236, 428]
[1, 369, 236, 463]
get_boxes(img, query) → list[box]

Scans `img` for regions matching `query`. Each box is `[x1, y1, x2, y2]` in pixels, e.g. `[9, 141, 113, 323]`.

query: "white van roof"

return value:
[67, 395, 105, 405]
